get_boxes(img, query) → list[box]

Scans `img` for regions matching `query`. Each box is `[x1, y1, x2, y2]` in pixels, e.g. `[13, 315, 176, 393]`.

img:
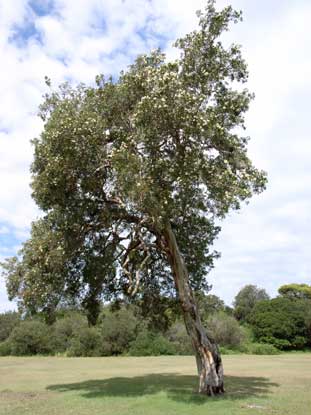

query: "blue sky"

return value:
[0, 0, 311, 311]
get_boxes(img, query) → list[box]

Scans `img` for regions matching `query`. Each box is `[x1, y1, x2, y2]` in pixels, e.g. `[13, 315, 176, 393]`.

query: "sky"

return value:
[0, 0, 311, 311]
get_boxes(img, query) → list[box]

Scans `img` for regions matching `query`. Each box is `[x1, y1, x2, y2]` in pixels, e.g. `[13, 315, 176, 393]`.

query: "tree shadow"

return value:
[47, 373, 278, 404]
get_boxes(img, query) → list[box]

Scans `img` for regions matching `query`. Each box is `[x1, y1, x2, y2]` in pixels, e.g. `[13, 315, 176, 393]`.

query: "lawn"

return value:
[0, 354, 310, 415]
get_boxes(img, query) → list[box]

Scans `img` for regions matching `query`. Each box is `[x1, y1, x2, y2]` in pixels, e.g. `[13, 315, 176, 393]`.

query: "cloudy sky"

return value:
[0, 0, 310, 311]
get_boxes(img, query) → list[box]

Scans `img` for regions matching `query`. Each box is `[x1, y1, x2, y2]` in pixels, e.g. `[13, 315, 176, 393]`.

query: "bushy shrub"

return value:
[99, 307, 140, 355]
[303, 304, 311, 346]
[166, 321, 193, 355]
[51, 313, 88, 353]
[0, 340, 12, 356]
[67, 327, 102, 357]
[246, 343, 280, 355]
[219, 346, 241, 355]
[249, 298, 308, 350]
[0, 312, 20, 342]
[129, 331, 175, 356]
[9, 320, 52, 355]
[206, 312, 245, 349]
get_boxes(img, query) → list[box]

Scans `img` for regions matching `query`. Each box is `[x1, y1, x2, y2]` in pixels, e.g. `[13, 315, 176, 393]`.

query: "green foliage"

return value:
[234, 285, 270, 322]
[1, 220, 68, 323]
[99, 307, 140, 355]
[196, 293, 225, 320]
[129, 331, 175, 356]
[305, 305, 311, 344]
[9, 320, 52, 355]
[133, 294, 180, 332]
[246, 343, 280, 355]
[67, 327, 102, 357]
[218, 346, 242, 355]
[206, 312, 245, 348]
[239, 324, 255, 343]
[0, 311, 20, 342]
[1, 287, 310, 357]
[166, 320, 193, 355]
[51, 313, 88, 353]
[278, 284, 311, 300]
[0, 340, 12, 356]
[1, 2, 266, 331]
[249, 297, 309, 350]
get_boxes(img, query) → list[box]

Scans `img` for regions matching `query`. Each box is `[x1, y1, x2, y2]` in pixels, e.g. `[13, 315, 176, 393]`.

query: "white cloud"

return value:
[0, 0, 311, 309]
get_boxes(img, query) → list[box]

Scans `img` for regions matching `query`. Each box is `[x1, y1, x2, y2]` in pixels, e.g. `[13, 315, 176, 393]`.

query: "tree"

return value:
[233, 285, 270, 323]
[278, 283, 311, 300]
[1, 1, 266, 395]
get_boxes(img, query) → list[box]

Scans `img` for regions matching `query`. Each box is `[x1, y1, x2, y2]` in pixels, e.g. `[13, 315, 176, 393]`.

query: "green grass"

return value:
[0, 354, 310, 415]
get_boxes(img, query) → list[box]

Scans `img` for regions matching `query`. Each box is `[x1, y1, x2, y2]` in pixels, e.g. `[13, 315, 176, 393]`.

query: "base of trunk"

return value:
[196, 346, 225, 396]
[198, 379, 225, 396]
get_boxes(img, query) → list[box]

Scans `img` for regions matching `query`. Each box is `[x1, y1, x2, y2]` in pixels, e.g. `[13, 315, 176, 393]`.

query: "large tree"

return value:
[2, 1, 266, 395]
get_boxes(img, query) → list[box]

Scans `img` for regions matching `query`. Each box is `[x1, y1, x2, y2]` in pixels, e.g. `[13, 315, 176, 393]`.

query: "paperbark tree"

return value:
[2, 1, 266, 395]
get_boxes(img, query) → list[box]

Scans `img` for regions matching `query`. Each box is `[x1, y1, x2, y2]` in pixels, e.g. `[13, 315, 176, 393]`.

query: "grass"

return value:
[0, 354, 310, 415]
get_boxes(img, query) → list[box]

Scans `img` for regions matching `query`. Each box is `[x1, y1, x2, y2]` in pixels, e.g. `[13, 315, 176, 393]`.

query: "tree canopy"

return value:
[278, 284, 311, 300]
[3, 2, 265, 319]
[233, 284, 270, 322]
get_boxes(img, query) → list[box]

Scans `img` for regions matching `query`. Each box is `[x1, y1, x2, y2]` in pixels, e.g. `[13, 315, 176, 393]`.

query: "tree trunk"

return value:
[163, 223, 225, 396]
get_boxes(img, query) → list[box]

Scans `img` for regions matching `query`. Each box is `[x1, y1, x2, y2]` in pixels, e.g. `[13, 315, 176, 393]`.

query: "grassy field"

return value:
[0, 354, 310, 415]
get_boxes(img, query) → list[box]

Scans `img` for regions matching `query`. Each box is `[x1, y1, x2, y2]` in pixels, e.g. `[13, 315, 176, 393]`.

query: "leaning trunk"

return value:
[163, 224, 224, 396]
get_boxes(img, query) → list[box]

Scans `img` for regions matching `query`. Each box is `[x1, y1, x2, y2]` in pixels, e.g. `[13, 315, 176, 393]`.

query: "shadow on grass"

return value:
[47, 374, 278, 404]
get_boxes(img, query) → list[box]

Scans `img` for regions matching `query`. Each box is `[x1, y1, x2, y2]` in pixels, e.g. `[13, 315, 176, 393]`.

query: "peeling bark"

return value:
[163, 223, 224, 396]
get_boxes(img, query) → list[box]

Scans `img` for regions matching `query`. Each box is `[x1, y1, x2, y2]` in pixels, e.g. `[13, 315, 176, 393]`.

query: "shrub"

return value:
[9, 320, 52, 355]
[0, 311, 20, 342]
[67, 327, 102, 357]
[292, 336, 308, 349]
[51, 313, 88, 353]
[249, 297, 308, 350]
[98, 307, 140, 355]
[219, 346, 241, 355]
[0, 340, 12, 356]
[302, 302, 311, 346]
[166, 321, 193, 355]
[129, 331, 175, 356]
[246, 343, 280, 355]
[206, 312, 245, 349]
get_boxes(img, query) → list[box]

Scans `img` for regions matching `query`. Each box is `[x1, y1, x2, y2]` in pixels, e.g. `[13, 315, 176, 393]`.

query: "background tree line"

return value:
[1, 283, 310, 357]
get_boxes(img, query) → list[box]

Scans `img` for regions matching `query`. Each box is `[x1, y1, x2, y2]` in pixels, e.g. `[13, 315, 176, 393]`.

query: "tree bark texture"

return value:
[163, 224, 225, 396]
